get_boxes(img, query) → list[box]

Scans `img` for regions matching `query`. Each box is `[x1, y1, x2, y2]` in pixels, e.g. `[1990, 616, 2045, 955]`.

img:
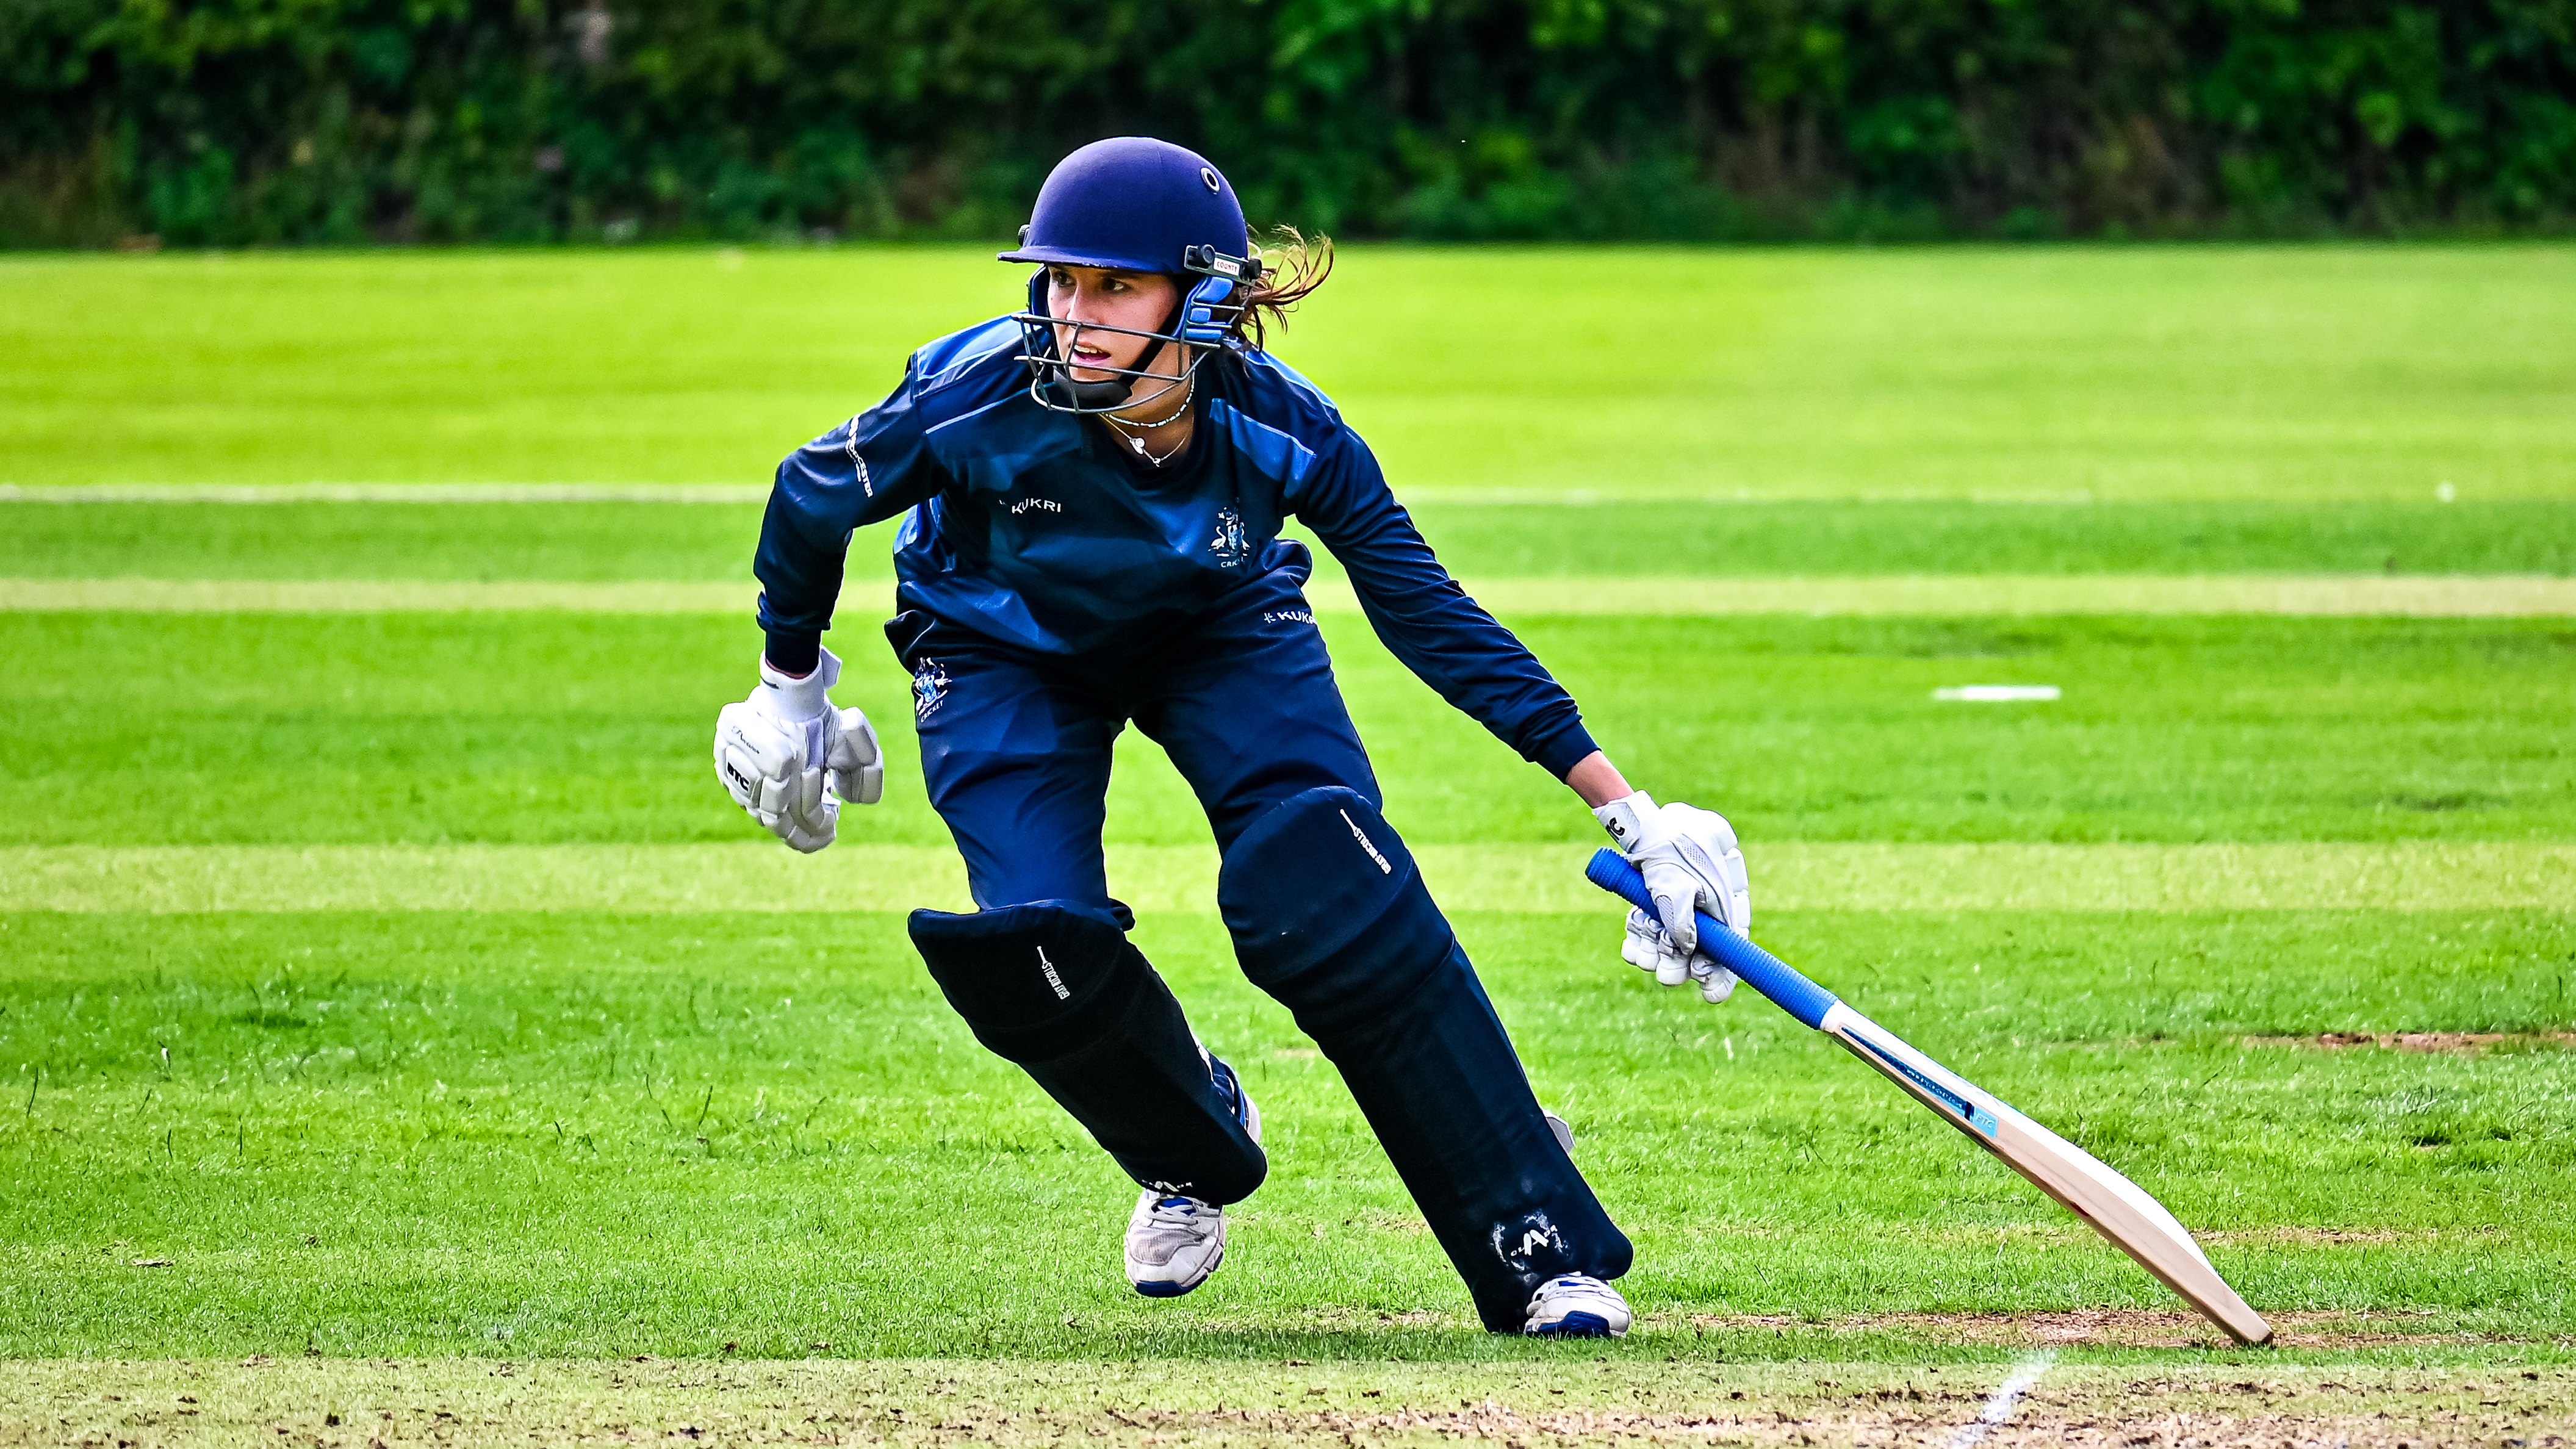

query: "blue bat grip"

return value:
[1584, 847, 1841, 1030]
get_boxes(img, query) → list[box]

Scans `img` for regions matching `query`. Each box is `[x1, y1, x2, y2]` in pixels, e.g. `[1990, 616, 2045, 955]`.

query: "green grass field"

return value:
[6, 245, 2575, 499]
[3, 245, 2573, 1446]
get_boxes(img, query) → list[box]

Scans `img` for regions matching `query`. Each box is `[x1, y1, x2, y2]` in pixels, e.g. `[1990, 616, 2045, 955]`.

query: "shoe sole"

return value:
[1131, 1242, 1222, 1298]
[1528, 1310, 1622, 1338]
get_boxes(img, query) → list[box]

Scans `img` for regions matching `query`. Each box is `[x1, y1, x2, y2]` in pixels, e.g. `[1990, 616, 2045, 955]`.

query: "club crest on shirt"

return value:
[912, 658, 951, 719]
[1209, 506, 1251, 568]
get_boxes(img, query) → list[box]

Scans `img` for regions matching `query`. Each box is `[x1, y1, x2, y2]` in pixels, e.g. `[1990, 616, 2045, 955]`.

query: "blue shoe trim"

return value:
[1530, 1311, 1614, 1338]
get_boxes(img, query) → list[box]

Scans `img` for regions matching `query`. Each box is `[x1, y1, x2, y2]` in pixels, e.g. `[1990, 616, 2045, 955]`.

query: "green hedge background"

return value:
[5, 0, 2572, 246]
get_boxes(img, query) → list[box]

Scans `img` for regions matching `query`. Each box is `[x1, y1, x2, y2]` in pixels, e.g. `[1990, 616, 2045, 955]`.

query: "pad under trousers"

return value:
[891, 555, 1629, 1327]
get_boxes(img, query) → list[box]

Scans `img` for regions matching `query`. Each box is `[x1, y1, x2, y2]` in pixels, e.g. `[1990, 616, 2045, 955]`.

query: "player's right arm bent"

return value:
[711, 357, 944, 851]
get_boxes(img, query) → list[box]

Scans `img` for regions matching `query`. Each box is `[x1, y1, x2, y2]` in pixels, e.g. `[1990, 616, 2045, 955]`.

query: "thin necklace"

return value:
[1102, 376, 1195, 467]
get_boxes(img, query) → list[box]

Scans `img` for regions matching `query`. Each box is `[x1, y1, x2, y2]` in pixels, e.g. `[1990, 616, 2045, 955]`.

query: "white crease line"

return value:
[1949, 1350, 2055, 1448]
[1934, 685, 2062, 702]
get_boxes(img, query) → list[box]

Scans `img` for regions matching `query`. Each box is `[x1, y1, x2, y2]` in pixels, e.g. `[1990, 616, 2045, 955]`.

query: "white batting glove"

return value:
[1596, 793, 1751, 1004]
[713, 647, 884, 854]
[1621, 908, 1736, 1003]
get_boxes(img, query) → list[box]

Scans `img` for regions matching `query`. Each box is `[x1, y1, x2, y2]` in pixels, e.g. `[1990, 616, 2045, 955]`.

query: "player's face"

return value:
[1047, 265, 1184, 385]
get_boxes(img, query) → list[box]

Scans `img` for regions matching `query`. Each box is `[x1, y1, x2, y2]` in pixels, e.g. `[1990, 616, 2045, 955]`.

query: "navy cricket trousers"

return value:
[892, 558, 1378, 915]
[884, 550, 1632, 1329]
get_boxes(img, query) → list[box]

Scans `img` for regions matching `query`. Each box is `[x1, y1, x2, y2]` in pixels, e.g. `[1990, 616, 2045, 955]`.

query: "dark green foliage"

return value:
[3, 0, 2571, 245]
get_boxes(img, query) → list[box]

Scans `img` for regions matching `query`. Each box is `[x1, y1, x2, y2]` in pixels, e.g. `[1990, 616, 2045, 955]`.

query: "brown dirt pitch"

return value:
[4, 1357, 2570, 1448]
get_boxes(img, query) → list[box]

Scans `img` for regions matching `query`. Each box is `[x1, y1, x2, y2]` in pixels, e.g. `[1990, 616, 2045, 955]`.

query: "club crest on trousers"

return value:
[913, 658, 951, 719]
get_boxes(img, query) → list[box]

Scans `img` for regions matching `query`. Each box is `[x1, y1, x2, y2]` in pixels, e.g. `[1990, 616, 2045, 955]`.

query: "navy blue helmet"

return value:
[1000, 137, 1266, 414]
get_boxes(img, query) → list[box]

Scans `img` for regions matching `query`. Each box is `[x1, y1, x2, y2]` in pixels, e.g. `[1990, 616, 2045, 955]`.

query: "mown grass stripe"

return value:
[1438, 575, 2576, 617]
[0, 483, 768, 503]
[4, 842, 2567, 913]
[0, 578, 759, 613]
[9, 574, 2576, 616]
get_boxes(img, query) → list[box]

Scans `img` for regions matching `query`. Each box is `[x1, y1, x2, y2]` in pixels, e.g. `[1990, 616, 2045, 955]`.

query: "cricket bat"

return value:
[1585, 848, 2272, 1346]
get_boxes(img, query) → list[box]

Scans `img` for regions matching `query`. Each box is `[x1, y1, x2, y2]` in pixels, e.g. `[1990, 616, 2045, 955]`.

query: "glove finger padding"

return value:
[1689, 957, 1739, 1004]
[1620, 907, 1740, 1004]
[825, 705, 884, 806]
[1622, 908, 1689, 986]
[778, 794, 838, 853]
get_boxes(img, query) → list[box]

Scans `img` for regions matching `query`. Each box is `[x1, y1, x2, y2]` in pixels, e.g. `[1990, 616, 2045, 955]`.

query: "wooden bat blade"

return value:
[1582, 847, 2270, 1345]
[1821, 1004, 2273, 1347]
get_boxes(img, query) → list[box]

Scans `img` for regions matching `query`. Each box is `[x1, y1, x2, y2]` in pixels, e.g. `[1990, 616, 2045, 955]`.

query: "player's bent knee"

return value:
[1218, 786, 1455, 1030]
[908, 900, 1148, 1063]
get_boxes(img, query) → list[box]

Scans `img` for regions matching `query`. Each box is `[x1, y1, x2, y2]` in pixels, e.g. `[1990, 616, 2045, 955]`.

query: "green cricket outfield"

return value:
[1, 245, 2572, 1446]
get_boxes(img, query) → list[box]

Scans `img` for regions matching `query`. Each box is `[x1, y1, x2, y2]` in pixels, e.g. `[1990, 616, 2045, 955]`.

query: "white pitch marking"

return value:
[1948, 1350, 2056, 1448]
[1934, 685, 2062, 702]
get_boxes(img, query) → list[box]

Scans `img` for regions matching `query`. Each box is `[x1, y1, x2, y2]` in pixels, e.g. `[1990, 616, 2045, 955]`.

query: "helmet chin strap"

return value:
[1037, 273, 1195, 412]
[1016, 265, 1245, 415]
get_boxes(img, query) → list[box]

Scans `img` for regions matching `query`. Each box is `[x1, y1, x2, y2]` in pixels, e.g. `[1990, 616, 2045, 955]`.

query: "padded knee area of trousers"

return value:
[908, 899, 1145, 1063]
[1218, 787, 1455, 1030]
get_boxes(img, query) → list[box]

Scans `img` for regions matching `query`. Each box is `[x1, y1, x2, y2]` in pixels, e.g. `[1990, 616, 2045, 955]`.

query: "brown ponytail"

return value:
[1231, 227, 1334, 352]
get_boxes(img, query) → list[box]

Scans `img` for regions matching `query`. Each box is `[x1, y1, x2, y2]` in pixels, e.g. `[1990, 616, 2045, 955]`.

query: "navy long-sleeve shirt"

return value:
[754, 317, 1599, 779]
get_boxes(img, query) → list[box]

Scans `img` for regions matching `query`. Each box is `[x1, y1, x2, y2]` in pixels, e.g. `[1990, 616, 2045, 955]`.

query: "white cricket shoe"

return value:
[1124, 1052, 1261, 1298]
[1524, 1274, 1632, 1337]
[1125, 1192, 1226, 1298]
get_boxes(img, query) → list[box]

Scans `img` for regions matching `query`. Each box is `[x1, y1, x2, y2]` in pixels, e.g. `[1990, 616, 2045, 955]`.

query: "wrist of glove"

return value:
[1596, 790, 1752, 1005]
[713, 647, 885, 853]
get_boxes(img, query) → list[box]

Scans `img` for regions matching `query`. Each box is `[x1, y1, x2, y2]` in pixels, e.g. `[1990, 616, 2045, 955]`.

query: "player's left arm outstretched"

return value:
[1282, 426, 1750, 1002]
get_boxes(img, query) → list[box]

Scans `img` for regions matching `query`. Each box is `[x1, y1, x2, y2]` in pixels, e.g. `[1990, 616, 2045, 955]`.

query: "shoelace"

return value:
[1148, 1195, 1207, 1228]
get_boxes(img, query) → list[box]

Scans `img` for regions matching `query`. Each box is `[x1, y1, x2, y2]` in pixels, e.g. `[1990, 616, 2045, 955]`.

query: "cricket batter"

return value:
[713, 137, 1752, 1337]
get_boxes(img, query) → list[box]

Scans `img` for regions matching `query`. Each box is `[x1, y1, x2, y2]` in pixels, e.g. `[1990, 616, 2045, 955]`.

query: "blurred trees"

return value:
[4, 0, 2571, 245]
